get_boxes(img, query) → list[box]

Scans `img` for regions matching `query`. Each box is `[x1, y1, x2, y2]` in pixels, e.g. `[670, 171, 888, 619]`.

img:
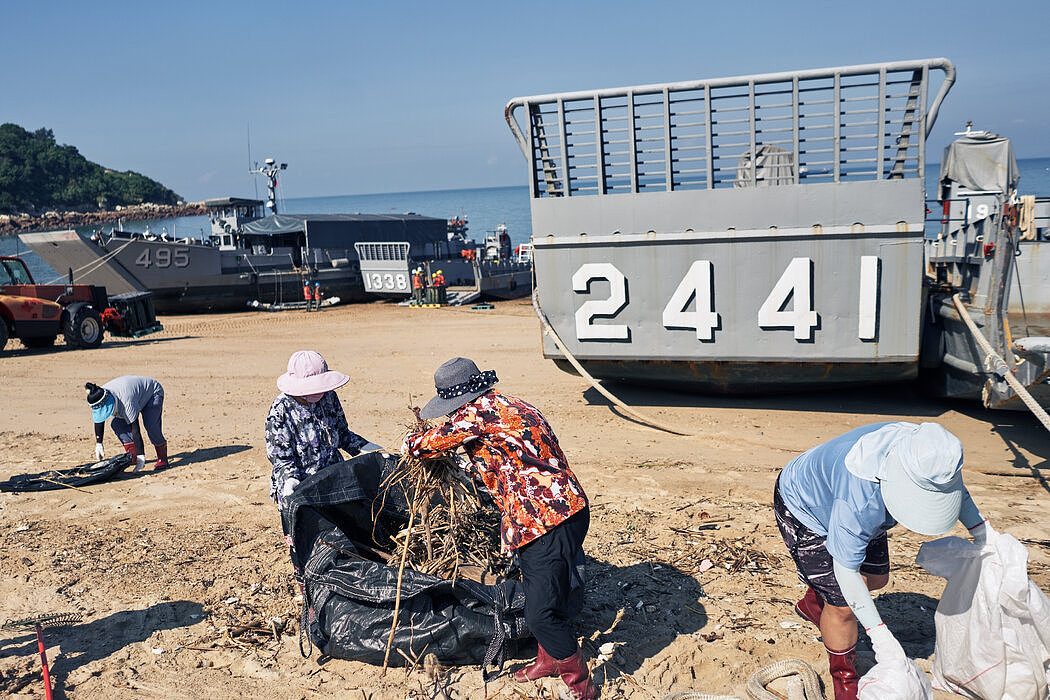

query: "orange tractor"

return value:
[0, 256, 162, 352]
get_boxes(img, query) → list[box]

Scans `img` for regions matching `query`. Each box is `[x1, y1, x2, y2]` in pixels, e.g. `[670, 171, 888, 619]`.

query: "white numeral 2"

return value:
[573, 263, 629, 341]
[758, 257, 818, 341]
[662, 260, 719, 341]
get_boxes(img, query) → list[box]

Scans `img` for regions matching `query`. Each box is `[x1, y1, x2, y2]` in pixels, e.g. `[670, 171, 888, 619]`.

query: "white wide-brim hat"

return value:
[277, 350, 349, 397]
[879, 423, 966, 536]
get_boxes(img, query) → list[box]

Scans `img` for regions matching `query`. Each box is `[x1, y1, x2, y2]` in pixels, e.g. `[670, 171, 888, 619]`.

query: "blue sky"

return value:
[4, 1, 1049, 201]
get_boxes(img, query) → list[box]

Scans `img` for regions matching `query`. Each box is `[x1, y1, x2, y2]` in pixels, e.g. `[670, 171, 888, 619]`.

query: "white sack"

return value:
[858, 657, 933, 699]
[917, 532, 1050, 700]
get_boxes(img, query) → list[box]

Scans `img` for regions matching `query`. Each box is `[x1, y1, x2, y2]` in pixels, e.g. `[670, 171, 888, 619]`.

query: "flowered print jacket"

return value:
[266, 392, 370, 509]
[404, 390, 588, 551]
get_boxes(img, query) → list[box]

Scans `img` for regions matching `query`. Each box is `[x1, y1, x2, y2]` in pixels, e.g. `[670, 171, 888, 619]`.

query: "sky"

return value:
[4, 0, 1050, 201]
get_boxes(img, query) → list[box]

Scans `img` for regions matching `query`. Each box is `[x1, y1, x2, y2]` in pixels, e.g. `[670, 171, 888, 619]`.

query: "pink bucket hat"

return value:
[277, 350, 349, 396]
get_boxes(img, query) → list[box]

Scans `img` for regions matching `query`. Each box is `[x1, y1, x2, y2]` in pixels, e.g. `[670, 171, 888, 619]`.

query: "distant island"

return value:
[0, 123, 205, 234]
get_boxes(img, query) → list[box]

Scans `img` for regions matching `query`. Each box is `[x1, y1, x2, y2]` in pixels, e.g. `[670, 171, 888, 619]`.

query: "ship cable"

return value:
[531, 291, 694, 437]
[951, 293, 1050, 431]
[43, 238, 135, 285]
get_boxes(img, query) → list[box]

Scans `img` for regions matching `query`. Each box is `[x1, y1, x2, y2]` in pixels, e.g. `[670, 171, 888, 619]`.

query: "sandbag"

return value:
[281, 452, 530, 673]
[858, 657, 932, 699]
[917, 532, 1050, 699]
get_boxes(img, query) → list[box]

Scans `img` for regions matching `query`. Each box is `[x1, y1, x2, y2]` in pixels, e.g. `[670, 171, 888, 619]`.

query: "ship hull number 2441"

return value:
[572, 257, 880, 342]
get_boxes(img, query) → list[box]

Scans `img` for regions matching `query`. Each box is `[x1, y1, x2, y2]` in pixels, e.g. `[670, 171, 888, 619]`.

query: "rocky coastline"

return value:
[0, 201, 207, 236]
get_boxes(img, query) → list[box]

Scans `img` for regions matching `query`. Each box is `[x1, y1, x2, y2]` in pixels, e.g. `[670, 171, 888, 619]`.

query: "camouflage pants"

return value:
[773, 477, 889, 607]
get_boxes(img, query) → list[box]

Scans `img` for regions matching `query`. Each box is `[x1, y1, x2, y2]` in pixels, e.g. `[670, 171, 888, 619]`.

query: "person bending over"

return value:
[404, 357, 596, 700]
[86, 375, 168, 470]
[265, 350, 381, 511]
[774, 421, 991, 700]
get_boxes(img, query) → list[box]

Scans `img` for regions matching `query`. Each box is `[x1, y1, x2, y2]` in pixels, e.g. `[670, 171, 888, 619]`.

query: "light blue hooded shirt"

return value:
[778, 421, 982, 570]
[778, 422, 898, 569]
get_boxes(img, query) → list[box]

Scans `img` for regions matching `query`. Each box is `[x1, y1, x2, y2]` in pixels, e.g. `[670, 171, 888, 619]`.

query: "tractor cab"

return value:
[0, 256, 162, 353]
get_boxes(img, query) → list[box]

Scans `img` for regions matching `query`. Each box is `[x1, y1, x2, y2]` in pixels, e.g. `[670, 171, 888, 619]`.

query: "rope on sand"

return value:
[530, 291, 695, 437]
[661, 658, 824, 700]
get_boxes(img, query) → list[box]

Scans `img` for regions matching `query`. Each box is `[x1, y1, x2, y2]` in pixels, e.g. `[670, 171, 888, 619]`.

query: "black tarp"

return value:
[241, 214, 448, 250]
[0, 453, 132, 492]
[282, 452, 530, 672]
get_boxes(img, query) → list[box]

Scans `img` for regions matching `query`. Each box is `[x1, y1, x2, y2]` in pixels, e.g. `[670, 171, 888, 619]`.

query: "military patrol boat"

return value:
[506, 58, 1050, 411]
[19, 160, 529, 312]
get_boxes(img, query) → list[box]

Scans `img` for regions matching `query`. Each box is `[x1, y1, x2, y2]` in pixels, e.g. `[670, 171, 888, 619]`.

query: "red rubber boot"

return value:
[795, 586, 825, 628]
[122, 443, 138, 458]
[553, 648, 597, 700]
[512, 644, 558, 682]
[154, 443, 169, 470]
[826, 644, 859, 700]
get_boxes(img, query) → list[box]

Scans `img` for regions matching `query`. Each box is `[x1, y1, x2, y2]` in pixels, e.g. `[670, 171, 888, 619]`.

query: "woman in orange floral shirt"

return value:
[405, 357, 596, 700]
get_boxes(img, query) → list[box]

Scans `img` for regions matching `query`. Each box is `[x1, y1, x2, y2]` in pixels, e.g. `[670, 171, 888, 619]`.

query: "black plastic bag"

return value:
[282, 452, 530, 672]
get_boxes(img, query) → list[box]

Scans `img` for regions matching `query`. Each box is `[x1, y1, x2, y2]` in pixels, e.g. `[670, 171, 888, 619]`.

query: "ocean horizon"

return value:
[6, 157, 1050, 282]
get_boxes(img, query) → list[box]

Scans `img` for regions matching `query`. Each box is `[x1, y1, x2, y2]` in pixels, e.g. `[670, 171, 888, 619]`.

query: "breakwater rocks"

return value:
[0, 202, 207, 236]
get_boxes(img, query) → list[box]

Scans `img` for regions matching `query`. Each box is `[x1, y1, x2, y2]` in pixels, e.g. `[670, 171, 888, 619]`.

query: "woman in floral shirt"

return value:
[404, 357, 595, 700]
[265, 350, 379, 510]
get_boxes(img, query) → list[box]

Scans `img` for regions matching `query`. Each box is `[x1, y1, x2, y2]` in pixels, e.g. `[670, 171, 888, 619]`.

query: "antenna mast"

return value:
[251, 158, 287, 214]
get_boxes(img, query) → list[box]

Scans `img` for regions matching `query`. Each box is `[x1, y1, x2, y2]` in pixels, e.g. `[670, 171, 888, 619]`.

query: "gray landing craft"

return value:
[505, 58, 1050, 410]
[19, 161, 532, 313]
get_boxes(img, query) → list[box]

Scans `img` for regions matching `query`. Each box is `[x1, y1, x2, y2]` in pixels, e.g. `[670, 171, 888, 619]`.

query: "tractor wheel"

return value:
[0, 322, 7, 352]
[64, 306, 105, 348]
[22, 335, 57, 349]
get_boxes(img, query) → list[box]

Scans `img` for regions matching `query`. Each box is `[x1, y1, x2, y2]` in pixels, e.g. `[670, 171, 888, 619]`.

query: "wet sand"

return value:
[1, 299, 1047, 698]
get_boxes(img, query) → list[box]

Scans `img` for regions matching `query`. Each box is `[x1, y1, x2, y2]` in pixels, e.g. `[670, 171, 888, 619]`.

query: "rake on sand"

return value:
[2, 612, 82, 700]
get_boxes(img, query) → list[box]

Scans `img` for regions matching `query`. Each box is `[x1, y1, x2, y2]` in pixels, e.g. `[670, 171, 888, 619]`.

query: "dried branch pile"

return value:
[379, 449, 508, 584]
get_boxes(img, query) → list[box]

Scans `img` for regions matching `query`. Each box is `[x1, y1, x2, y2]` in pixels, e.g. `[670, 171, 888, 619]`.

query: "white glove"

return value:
[281, 477, 301, 498]
[969, 520, 996, 547]
[133, 455, 146, 472]
[94, 442, 105, 460]
[866, 623, 906, 664]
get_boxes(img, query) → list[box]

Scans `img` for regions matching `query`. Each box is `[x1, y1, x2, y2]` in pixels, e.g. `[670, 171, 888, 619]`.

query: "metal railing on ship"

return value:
[505, 59, 955, 198]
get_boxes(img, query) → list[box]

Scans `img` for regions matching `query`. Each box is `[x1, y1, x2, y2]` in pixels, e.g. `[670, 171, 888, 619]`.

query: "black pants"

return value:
[517, 508, 589, 660]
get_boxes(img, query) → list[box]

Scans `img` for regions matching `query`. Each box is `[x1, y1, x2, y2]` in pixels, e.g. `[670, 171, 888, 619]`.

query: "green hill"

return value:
[0, 123, 182, 214]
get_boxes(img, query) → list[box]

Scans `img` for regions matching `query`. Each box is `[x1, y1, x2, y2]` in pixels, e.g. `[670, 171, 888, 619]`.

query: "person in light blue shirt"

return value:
[773, 422, 991, 700]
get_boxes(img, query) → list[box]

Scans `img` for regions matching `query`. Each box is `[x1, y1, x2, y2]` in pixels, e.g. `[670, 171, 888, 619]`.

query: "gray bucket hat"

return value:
[419, 357, 498, 419]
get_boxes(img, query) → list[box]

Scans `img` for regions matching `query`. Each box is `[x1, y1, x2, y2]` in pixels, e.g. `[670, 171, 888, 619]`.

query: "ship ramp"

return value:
[19, 230, 145, 295]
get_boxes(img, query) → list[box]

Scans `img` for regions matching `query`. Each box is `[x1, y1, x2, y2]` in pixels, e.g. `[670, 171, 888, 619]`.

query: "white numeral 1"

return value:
[572, 263, 629, 341]
[662, 260, 719, 341]
[758, 257, 818, 341]
[858, 256, 880, 340]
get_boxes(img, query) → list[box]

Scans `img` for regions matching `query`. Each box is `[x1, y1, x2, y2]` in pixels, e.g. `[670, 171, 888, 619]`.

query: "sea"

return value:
[5, 158, 1050, 283]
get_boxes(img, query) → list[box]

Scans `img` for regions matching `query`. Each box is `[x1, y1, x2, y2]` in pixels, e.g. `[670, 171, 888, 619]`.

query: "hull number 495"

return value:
[134, 248, 190, 268]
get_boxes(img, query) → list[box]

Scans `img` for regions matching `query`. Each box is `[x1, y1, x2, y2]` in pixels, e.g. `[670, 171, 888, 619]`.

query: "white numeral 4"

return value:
[662, 260, 719, 341]
[572, 263, 629, 341]
[758, 257, 818, 341]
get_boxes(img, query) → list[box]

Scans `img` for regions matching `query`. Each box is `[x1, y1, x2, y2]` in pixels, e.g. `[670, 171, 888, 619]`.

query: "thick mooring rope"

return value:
[661, 658, 825, 700]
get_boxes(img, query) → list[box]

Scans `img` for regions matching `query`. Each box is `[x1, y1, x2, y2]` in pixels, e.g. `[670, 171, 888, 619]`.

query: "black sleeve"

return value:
[94, 422, 105, 442]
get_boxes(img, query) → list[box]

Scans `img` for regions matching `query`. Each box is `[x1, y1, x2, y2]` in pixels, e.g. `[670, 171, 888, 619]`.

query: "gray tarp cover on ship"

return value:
[240, 213, 448, 249]
[940, 136, 1019, 194]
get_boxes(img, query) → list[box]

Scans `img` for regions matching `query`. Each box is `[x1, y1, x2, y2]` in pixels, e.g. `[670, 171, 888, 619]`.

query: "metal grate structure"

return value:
[507, 59, 954, 199]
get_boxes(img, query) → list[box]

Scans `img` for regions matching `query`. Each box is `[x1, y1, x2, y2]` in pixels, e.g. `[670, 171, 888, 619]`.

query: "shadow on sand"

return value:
[0, 600, 206, 698]
[508, 556, 707, 688]
[873, 592, 939, 660]
[7, 335, 197, 356]
[104, 444, 252, 483]
[583, 381, 1050, 491]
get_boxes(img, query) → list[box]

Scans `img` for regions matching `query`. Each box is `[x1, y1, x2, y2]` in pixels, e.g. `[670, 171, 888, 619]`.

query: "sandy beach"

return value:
[1, 299, 1047, 699]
